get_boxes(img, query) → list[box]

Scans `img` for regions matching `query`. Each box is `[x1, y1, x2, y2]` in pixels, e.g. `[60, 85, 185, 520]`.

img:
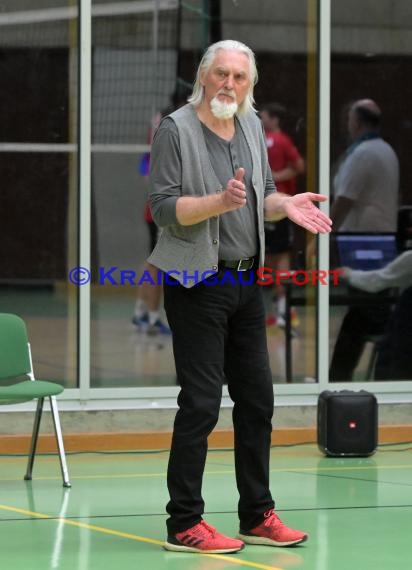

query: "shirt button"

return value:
[212, 265, 218, 271]
[213, 239, 218, 244]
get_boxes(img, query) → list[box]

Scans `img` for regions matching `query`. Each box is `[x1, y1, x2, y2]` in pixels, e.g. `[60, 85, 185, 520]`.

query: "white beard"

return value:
[210, 96, 238, 119]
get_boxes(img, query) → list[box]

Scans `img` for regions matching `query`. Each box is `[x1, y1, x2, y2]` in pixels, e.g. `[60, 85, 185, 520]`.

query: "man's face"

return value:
[260, 110, 279, 131]
[201, 49, 251, 117]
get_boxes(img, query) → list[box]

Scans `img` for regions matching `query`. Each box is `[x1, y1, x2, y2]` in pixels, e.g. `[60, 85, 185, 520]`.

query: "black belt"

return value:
[219, 257, 255, 271]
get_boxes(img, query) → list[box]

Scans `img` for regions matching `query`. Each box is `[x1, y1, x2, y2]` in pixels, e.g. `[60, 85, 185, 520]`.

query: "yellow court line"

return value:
[0, 448, 318, 465]
[0, 503, 161, 545]
[205, 554, 282, 570]
[0, 504, 282, 570]
[0, 472, 164, 482]
[0, 463, 411, 483]
[285, 464, 412, 473]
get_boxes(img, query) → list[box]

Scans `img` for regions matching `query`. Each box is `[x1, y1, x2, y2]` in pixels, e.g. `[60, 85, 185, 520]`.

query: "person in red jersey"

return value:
[260, 103, 305, 329]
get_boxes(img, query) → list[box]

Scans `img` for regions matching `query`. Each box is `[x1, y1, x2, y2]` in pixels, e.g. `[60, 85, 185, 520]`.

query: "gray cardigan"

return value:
[148, 104, 270, 288]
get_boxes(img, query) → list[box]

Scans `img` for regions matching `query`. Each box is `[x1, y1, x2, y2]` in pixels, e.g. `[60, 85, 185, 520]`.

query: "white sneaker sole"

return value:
[237, 533, 308, 547]
[164, 541, 244, 554]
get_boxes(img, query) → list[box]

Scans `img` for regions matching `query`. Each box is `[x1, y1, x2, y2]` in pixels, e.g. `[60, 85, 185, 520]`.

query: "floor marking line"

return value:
[0, 463, 412, 483]
[0, 504, 282, 570]
[204, 554, 282, 570]
[0, 503, 163, 546]
[0, 464, 412, 482]
[0, 504, 50, 519]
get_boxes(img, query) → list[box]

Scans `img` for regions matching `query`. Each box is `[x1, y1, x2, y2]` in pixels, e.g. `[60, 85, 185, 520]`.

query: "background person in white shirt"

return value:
[331, 98, 399, 232]
[329, 98, 401, 381]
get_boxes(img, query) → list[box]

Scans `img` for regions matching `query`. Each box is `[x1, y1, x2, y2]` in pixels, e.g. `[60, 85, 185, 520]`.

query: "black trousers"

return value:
[163, 269, 275, 535]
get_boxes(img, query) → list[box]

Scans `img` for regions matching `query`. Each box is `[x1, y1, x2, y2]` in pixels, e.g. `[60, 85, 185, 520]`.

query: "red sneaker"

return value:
[238, 509, 308, 547]
[290, 307, 300, 328]
[266, 314, 277, 327]
[164, 520, 245, 553]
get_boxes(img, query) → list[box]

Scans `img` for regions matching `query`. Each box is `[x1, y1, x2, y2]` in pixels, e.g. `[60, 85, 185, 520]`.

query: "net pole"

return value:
[151, 0, 160, 123]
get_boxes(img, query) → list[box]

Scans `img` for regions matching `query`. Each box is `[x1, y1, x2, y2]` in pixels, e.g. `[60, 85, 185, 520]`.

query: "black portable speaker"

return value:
[317, 390, 378, 457]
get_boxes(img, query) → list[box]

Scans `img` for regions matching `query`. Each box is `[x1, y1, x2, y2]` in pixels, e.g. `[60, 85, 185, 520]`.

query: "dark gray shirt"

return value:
[150, 116, 275, 259]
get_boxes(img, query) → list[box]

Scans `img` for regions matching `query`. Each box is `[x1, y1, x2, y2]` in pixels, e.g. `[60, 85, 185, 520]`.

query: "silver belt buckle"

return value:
[237, 258, 251, 271]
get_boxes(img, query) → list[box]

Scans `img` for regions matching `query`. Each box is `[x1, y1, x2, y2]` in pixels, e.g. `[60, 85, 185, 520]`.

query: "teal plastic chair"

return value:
[0, 313, 71, 487]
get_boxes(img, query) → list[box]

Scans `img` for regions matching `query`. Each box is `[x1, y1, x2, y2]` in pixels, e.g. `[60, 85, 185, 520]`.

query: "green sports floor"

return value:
[0, 443, 411, 570]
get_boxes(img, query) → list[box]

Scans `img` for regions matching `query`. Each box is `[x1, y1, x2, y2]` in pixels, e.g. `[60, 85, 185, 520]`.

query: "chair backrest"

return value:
[0, 313, 31, 380]
[397, 205, 412, 252]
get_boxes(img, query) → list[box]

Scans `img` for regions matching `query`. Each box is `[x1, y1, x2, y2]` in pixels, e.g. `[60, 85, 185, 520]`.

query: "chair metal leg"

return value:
[24, 398, 44, 481]
[365, 342, 379, 380]
[49, 396, 71, 488]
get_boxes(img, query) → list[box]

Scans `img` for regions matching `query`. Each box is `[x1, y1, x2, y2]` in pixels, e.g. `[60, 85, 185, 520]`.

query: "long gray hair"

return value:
[187, 40, 258, 115]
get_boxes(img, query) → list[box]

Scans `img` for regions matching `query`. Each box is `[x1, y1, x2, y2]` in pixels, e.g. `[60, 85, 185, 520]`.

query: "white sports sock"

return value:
[134, 298, 147, 318]
[277, 295, 286, 316]
[148, 311, 160, 326]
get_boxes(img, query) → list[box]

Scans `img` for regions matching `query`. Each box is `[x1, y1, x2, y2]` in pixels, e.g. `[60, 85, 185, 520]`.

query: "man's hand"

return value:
[283, 193, 332, 234]
[222, 168, 247, 211]
[340, 267, 353, 280]
[175, 167, 247, 226]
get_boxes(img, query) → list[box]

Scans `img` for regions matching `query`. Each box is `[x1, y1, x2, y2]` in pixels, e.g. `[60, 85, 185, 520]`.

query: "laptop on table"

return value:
[334, 233, 398, 271]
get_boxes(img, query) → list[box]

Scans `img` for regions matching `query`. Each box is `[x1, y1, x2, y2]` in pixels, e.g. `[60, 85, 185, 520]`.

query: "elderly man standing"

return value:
[149, 40, 332, 554]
